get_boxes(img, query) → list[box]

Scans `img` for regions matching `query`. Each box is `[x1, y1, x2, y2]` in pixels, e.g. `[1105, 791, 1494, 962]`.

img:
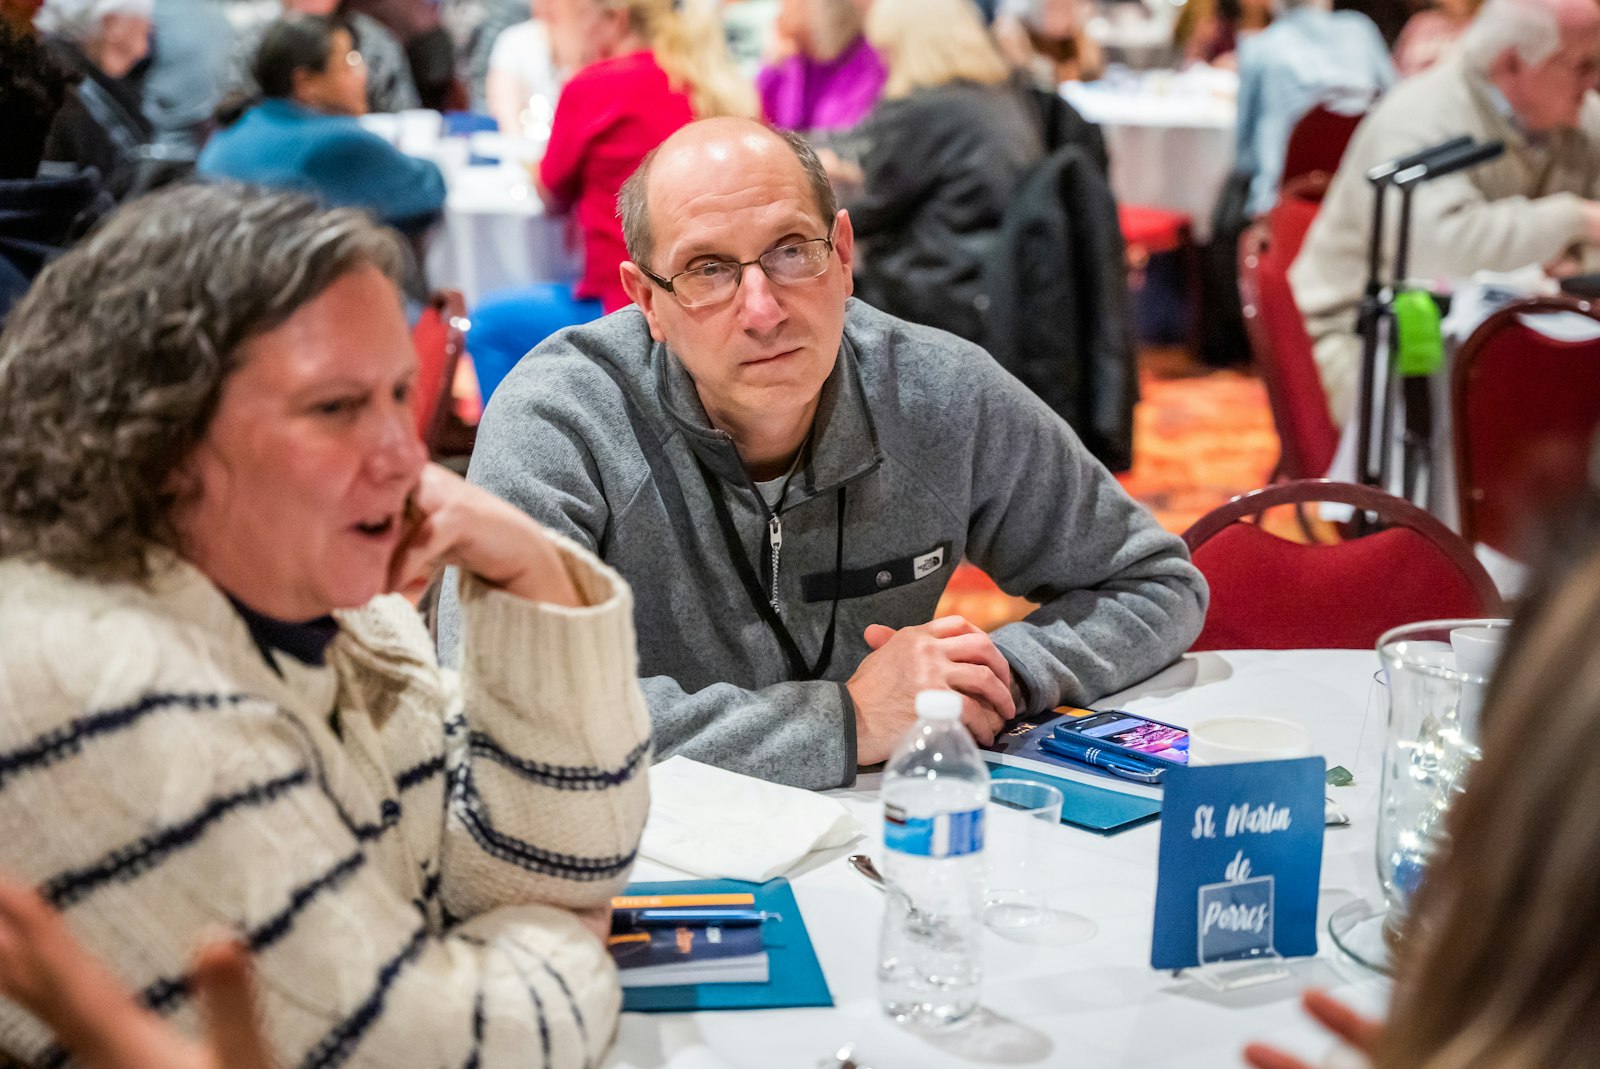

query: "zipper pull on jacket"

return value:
[767, 512, 783, 613]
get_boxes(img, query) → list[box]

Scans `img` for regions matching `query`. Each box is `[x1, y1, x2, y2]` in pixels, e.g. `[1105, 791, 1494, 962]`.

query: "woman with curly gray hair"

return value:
[0, 183, 649, 1069]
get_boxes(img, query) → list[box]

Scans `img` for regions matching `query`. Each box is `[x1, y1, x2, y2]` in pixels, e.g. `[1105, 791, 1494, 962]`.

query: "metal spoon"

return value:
[847, 853, 942, 935]
[847, 852, 891, 890]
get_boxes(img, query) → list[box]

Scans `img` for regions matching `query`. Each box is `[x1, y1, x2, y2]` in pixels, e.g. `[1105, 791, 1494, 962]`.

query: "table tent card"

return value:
[1151, 757, 1325, 972]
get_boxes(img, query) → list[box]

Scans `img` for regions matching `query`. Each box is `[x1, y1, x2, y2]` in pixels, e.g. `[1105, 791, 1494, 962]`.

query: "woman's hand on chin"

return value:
[387, 465, 584, 608]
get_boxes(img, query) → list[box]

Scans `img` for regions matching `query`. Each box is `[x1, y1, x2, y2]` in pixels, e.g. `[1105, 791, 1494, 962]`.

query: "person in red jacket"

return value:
[468, 0, 755, 403]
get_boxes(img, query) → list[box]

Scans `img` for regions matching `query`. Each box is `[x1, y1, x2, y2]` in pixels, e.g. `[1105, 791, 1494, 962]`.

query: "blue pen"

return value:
[614, 908, 780, 929]
[1039, 737, 1166, 784]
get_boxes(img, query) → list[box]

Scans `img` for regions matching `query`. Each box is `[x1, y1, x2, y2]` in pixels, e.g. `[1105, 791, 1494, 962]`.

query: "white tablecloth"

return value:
[1063, 72, 1238, 242]
[609, 649, 1392, 1069]
[424, 162, 580, 309]
[356, 116, 580, 308]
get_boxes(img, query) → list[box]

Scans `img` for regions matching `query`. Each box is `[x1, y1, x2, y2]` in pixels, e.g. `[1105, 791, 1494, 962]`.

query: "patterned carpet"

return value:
[936, 347, 1282, 630]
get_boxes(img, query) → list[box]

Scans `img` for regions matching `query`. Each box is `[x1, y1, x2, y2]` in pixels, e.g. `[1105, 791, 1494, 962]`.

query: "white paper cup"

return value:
[1449, 624, 1507, 681]
[1188, 717, 1313, 766]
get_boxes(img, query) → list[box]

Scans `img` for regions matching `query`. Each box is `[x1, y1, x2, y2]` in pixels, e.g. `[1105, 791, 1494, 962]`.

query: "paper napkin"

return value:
[640, 756, 863, 881]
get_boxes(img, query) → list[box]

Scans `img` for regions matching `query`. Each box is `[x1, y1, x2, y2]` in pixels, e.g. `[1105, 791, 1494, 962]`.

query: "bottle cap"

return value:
[914, 689, 962, 721]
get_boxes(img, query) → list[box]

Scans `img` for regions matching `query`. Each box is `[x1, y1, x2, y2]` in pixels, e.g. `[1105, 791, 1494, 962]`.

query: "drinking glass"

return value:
[983, 779, 1097, 945]
[1329, 618, 1508, 972]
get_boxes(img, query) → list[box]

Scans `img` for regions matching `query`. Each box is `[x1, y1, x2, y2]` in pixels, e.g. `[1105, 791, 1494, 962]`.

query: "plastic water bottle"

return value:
[878, 689, 989, 1029]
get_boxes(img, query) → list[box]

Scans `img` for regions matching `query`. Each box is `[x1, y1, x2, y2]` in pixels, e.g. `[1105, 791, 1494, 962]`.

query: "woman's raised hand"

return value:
[0, 878, 275, 1069]
[387, 464, 584, 608]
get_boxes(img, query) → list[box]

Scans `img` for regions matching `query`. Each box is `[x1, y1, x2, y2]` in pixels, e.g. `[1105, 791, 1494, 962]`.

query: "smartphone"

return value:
[1049, 709, 1191, 766]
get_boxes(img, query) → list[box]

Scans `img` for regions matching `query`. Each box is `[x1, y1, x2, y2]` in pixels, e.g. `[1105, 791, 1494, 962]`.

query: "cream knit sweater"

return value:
[1289, 56, 1600, 425]
[0, 537, 650, 1069]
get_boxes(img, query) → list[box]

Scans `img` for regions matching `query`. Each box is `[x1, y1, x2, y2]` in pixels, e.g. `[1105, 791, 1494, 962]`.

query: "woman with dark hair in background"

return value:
[198, 15, 444, 233]
[225, 0, 420, 114]
[0, 182, 649, 1069]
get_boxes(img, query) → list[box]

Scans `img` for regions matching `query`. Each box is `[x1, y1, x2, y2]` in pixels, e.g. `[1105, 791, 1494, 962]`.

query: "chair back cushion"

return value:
[411, 302, 450, 442]
[1455, 308, 1600, 557]
[1240, 222, 1339, 479]
[1191, 522, 1489, 650]
[1281, 105, 1365, 191]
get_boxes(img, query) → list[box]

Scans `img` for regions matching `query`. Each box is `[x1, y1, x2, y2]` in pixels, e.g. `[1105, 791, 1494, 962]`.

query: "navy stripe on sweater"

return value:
[494, 936, 553, 1069]
[449, 764, 635, 881]
[296, 925, 429, 1069]
[34, 852, 370, 1069]
[42, 768, 312, 909]
[395, 751, 446, 792]
[539, 956, 590, 1069]
[0, 692, 254, 793]
[459, 983, 485, 1069]
[148, 851, 368, 1012]
[468, 733, 649, 791]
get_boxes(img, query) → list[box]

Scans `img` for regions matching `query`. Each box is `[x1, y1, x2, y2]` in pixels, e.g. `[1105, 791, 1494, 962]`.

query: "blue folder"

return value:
[619, 877, 834, 1013]
[986, 762, 1163, 835]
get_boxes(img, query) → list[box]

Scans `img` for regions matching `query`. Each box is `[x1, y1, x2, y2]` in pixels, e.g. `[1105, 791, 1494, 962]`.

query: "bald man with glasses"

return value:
[438, 117, 1207, 790]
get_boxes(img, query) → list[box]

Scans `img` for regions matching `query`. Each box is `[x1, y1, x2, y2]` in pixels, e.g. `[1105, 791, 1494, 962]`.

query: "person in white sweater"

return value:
[1289, 0, 1600, 427]
[0, 183, 651, 1069]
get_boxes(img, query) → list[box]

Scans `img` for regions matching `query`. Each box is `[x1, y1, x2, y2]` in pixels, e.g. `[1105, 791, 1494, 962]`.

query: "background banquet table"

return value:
[356, 115, 579, 307]
[609, 649, 1393, 1069]
[423, 158, 579, 308]
[1062, 70, 1238, 243]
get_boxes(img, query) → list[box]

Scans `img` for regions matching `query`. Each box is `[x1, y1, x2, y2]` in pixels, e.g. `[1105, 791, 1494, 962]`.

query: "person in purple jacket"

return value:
[756, 0, 884, 134]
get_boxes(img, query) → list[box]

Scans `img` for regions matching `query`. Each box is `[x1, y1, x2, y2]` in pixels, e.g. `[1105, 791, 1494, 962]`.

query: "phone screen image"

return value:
[1071, 713, 1190, 763]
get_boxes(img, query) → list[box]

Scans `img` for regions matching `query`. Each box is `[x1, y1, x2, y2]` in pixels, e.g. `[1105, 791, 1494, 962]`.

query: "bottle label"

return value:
[883, 805, 985, 858]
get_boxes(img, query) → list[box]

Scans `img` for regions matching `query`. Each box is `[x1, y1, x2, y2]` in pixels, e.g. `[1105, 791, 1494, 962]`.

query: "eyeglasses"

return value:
[639, 229, 836, 308]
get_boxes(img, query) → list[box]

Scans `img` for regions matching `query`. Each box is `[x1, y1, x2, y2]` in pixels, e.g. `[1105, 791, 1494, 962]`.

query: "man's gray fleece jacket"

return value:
[438, 299, 1208, 789]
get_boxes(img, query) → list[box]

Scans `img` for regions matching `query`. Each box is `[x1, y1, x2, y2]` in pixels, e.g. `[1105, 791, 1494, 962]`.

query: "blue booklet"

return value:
[986, 762, 1162, 835]
[618, 878, 833, 1013]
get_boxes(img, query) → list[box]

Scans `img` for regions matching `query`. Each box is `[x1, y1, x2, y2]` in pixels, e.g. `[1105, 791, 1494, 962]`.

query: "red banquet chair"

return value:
[1280, 102, 1366, 194]
[1268, 177, 1325, 261]
[1238, 214, 1338, 482]
[1453, 296, 1600, 559]
[410, 289, 468, 458]
[1183, 480, 1503, 651]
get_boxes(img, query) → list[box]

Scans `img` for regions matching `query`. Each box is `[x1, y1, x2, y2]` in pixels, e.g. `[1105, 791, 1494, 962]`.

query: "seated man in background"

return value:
[1291, 0, 1600, 427]
[438, 117, 1208, 790]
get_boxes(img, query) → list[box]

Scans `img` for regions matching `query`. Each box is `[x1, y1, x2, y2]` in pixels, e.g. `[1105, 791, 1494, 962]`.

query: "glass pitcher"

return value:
[1329, 618, 1509, 972]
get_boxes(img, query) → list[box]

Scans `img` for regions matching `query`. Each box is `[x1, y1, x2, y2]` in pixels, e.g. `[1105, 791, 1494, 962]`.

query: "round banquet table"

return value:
[608, 650, 1394, 1069]
[1062, 72, 1238, 243]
